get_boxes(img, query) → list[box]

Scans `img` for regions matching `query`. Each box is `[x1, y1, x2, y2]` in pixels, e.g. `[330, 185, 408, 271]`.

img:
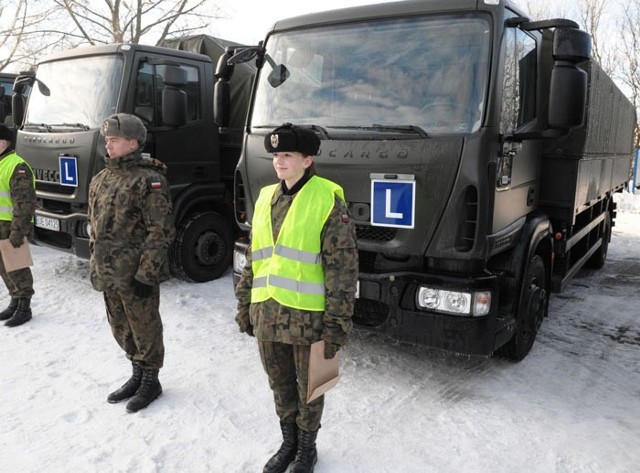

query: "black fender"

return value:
[511, 212, 553, 316]
[170, 181, 230, 225]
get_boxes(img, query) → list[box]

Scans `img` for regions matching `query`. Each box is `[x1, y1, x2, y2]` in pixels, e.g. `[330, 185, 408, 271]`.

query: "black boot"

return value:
[107, 362, 143, 403]
[290, 428, 319, 473]
[5, 298, 32, 327]
[0, 298, 18, 321]
[125, 368, 162, 413]
[263, 422, 298, 473]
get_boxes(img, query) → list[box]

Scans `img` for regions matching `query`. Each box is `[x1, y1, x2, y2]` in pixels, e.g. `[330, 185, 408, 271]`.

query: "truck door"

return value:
[130, 54, 217, 185]
[493, 25, 540, 233]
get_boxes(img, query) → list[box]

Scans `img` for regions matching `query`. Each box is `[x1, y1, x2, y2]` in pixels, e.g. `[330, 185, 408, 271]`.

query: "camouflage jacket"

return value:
[235, 178, 358, 345]
[0, 148, 36, 240]
[88, 151, 175, 292]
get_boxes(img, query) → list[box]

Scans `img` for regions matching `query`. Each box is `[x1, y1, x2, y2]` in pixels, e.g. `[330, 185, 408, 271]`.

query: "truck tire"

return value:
[585, 211, 611, 269]
[498, 254, 548, 362]
[170, 211, 233, 282]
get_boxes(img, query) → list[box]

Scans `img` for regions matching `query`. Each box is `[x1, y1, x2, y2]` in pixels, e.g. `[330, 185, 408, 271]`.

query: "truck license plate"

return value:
[35, 216, 60, 232]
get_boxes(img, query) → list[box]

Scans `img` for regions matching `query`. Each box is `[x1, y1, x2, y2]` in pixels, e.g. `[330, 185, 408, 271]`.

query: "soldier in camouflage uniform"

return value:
[235, 124, 358, 473]
[0, 124, 36, 327]
[88, 114, 175, 413]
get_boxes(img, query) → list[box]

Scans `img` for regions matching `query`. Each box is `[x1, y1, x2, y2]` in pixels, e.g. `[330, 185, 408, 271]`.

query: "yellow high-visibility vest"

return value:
[0, 152, 34, 222]
[251, 176, 345, 311]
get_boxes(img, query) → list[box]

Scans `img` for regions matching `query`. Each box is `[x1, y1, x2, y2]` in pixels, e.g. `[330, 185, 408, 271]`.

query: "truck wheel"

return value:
[498, 254, 548, 362]
[170, 211, 233, 282]
[585, 211, 611, 269]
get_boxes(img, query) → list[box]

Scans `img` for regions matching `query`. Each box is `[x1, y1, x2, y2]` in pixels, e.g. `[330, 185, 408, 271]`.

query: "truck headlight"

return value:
[233, 249, 247, 273]
[417, 287, 491, 317]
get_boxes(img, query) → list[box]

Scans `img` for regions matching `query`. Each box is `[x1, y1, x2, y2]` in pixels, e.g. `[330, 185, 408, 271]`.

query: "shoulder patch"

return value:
[149, 180, 162, 190]
[341, 214, 350, 223]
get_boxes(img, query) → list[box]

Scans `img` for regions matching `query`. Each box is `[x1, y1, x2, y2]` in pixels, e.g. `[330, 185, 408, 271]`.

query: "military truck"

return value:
[12, 35, 254, 282]
[228, 0, 636, 360]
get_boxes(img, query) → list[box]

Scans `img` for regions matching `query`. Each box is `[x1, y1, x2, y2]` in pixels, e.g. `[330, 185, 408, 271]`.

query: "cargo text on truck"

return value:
[12, 36, 255, 282]
[229, 0, 636, 361]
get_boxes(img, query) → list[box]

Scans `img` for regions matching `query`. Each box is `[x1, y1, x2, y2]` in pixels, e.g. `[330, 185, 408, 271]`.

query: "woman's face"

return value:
[272, 151, 312, 186]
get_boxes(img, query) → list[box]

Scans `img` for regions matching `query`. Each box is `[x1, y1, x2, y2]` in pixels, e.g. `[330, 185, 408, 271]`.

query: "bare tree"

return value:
[518, 0, 571, 21]
[619, 0, 640, 145]
[0, 0, 66, 72]
[52, 0, 217, 46]
[577, 0, 617, 75]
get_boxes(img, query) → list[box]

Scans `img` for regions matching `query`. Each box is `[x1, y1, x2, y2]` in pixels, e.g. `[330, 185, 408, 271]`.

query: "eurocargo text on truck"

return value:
[228, 0, 636, 360]
[12, 35, 254, 282]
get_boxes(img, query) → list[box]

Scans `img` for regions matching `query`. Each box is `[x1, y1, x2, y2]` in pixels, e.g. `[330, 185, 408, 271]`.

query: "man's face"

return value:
[272, 151, 312, 184]
[104, 136, 138, 159]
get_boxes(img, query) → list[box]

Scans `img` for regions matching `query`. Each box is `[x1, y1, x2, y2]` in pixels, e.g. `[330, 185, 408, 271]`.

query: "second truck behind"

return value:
[13, 35, 254, 282]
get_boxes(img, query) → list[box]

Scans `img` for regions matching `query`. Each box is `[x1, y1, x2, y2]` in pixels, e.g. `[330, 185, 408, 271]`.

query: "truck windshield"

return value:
[24, 55, 123, 129]
[251, 15, 491, 135]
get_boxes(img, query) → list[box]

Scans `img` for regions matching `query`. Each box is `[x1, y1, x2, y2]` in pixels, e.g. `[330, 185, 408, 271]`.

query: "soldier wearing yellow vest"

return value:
[0, 124, 36, 327]
[235, 124, 358, 473]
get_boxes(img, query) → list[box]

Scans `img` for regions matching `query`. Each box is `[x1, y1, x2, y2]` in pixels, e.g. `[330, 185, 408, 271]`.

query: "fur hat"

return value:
[264, 123, 320, 156]
[101, 113, 147, 144]
[0, 124, 13, 142]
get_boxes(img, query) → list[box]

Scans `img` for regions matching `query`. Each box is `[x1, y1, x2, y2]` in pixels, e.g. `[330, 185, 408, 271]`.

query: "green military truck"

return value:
[12, 35, 254, 282]
[228, 0, 636, 360]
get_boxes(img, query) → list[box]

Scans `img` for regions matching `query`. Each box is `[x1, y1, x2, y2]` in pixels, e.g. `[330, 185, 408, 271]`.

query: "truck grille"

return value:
[36, 182, 75, 195]
[40, 199, 72, 214]
[358, 251, 377, 273]
[353, 298, 388, 326]
[356, 224, 397, 242]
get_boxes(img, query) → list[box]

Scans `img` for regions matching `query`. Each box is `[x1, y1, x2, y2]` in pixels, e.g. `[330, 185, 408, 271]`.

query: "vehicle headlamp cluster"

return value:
[416, 287, 491, 316]
[233, 249, 247, 273]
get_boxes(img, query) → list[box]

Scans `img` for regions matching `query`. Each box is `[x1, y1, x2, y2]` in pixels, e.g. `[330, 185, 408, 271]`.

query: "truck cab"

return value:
[230, 0, 635, 360]
[14, 39, 254, 282]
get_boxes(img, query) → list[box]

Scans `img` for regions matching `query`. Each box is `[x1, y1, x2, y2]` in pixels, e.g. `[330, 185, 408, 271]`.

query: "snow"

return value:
[2, 191, 640, 473]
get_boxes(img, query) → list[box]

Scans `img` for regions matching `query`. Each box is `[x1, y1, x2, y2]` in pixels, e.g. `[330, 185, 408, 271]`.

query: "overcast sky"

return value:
[210, 0, 397, 45]
[206, 0, 601, 46]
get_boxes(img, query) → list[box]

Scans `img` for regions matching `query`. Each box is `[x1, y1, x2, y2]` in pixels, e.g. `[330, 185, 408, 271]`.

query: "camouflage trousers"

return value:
[258, 340, 324, 432]
[0, 255, 34, 299]
[103, 287, 164, 370]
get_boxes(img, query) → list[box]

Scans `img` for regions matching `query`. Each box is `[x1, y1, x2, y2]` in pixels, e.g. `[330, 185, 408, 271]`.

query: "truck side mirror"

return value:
[161, 65, 187, 127]
[548, 63, 587, 129]
[11, 95, 25, 128]
[11, 74, 34, 128]
[214, 48, 234, 127]
[548, 28, 591, 130]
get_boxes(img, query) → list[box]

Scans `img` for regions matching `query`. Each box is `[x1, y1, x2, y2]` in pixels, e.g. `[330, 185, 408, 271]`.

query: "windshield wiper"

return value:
[325, 124, 429, 139]
[22, 122, 52, 132]
[371, 124, 429, 138]
[50, 123, 90, 131]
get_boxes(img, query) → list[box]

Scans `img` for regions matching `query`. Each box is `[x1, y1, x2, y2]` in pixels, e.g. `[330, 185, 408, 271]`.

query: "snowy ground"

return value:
[1, 192, 639, 473]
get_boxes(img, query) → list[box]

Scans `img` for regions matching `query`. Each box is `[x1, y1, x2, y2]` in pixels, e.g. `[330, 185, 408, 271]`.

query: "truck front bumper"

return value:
[234, 240, 511, 356]
[355, 271, 508, 356]
[33, 209, 90, 259]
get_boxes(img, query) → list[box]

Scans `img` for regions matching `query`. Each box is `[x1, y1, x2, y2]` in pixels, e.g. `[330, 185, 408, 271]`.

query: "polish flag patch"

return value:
[341, 214, 350, 223]
[17, 169, 27, 175]
[150, 181, 162, 189]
